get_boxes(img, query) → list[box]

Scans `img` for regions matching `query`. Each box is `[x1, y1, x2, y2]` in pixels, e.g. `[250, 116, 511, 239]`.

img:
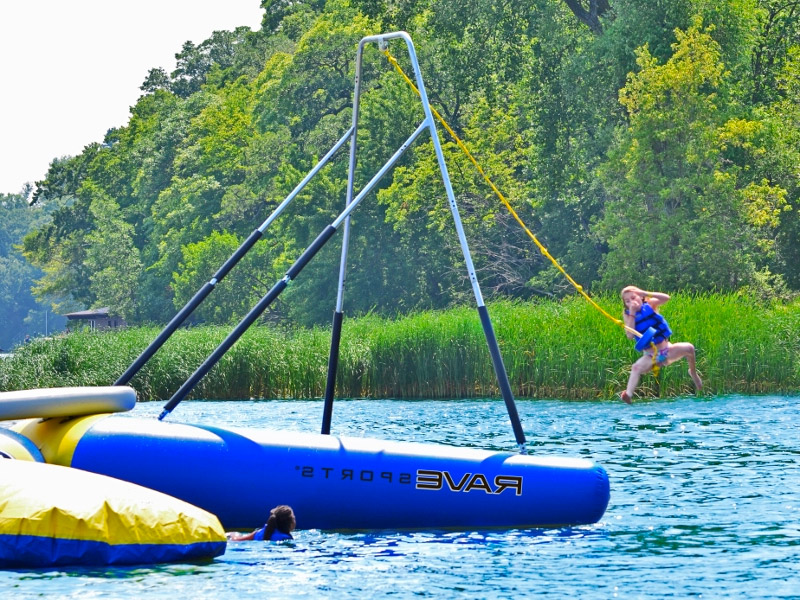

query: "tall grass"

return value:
[1, 294, 797, 400]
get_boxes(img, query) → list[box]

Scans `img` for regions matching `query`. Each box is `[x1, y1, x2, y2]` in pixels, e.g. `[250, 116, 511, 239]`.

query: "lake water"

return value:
[2, 395, 799, 598]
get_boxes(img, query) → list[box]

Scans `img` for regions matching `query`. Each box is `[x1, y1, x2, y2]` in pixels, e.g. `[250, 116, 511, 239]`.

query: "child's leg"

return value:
[622, 355, 653, 402]
[664, 342, 702, 390]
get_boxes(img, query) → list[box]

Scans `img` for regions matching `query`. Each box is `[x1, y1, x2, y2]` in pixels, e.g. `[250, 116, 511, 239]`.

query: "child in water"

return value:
[620, 286, 702, 404]
[226, 505, 296, 541]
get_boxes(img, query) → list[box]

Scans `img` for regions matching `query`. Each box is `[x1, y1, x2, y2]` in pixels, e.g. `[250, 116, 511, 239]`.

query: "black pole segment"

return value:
[158, 279, 288, 420]
[158, 225, 339, 420]
[215, 228, 265, 279]
[321, 310, 344, 434]
[286, 226, 337, 280]
[115, 282, 214, 386]
[114, 228, 264, 386]
[477, 305, 527, 449]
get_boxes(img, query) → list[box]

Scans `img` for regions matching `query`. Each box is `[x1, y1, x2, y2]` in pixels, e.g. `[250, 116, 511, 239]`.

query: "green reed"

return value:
[1, 294, 797, 400]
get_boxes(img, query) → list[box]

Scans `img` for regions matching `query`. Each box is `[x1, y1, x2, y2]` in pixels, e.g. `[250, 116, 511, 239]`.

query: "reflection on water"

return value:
[2, 395, 799, 598]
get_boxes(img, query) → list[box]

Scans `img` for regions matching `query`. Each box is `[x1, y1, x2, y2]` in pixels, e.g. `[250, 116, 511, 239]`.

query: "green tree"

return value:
[83, 186, 143, 320]
[749, 0, 800, 104]
[20, 0, 800, 336]
[0, 189, 68, 348]
[596, 18, 789, 292]
[260, 0, 326, 36]
[23, 154, 96, 312]
[378, 94, 538, 303]
[758, 47, 800, 288]
[172, 231, 276, 323]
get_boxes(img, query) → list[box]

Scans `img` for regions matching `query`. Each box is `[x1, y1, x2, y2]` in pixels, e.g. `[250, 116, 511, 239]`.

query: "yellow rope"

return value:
[382, 50, 646, 342]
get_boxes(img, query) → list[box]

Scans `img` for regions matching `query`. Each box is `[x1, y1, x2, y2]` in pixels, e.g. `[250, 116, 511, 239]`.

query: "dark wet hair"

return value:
[263, 505, 296, 539]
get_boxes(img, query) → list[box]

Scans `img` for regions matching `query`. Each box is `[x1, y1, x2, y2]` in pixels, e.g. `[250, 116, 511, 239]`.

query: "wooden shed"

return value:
[63, 308, 126, 331]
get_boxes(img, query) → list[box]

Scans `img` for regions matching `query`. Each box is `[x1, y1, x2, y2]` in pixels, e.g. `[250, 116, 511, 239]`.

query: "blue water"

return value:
[2, 395, 799, 598]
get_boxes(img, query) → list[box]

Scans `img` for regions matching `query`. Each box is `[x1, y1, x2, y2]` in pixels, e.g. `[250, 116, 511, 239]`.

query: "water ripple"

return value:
[2, 395, 799, 598]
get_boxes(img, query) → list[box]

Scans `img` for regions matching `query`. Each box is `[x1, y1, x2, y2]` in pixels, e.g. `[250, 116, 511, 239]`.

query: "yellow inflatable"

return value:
[0, 459, 226, 567]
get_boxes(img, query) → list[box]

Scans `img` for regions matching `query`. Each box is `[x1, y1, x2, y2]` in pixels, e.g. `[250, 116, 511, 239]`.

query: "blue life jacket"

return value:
[252, 526, 293, 541]
[628, 302, 672, 345]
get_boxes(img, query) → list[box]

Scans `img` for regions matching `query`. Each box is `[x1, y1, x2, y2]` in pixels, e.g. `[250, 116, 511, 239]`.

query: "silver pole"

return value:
[333, 45, 367, 312]
[259, 125, 355, 235]
[361, 33, 526, 451]
[322, 39, 368, 433]
[332, 121, 428, 229]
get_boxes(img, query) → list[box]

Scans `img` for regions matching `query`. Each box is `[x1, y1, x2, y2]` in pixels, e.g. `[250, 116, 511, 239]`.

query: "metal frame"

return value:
[152, 32, 527, 453]
[321, 32, 526, 452]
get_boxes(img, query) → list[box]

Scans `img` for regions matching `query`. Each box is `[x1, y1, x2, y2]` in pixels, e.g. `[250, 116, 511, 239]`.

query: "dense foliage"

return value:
[1, 296, 797, 399]
[8, 0, 800, 332]
[0, 189, 66, 349]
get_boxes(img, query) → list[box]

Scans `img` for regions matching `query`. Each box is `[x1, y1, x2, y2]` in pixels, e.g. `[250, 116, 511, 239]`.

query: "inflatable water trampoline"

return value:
[1, 387, 608, 531]
[0, 33, 609, 534]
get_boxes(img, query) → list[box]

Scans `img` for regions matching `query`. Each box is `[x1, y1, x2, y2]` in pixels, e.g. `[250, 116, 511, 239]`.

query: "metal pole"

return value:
[114, 126, 354, 386]
[159, 122, 427, 420]
[322, 38, 369, 434]
[374, 32, 527, 452]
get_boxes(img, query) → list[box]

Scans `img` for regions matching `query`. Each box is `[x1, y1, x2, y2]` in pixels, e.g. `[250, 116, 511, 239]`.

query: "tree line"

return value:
[8, 0, 800, 337]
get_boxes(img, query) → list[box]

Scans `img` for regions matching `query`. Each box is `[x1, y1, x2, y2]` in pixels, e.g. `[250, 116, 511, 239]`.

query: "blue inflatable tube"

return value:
[17, 415, 609, 530]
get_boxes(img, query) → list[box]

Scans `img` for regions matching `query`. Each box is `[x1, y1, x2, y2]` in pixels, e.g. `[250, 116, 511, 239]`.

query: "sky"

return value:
[0, 1, 264, 196]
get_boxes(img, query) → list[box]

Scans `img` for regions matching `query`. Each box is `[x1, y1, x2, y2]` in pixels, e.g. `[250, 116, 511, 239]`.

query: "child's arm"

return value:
[226, 530, 256, 541]
[642, 290, 670, 309]
[622, 311, 637, 339]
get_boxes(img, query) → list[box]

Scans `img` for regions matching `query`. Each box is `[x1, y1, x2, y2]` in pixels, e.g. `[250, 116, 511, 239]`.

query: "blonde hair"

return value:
[620, 285, 644, 301]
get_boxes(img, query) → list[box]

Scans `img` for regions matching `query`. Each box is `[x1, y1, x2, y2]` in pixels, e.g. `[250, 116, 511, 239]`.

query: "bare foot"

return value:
[690, 370, 703, 391]
[620, 391, 632, 405]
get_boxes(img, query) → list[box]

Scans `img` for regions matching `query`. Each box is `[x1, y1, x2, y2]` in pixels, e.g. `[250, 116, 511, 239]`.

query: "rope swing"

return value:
[382, 49, 661, 373]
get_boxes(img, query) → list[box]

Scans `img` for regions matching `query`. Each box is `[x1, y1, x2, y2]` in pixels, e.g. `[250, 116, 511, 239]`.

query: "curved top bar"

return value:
[358, 31, 414, 47]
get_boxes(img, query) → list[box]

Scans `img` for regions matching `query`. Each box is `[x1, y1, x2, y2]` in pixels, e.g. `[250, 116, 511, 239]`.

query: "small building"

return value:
[63, 308, 126, 331]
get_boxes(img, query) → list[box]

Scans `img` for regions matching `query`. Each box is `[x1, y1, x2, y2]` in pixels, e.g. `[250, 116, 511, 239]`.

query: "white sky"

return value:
[0, 1, 264, 196]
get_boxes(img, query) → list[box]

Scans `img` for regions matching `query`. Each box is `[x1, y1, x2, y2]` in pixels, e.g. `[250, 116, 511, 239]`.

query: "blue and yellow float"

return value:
[0, 387, 228, 568]
[0, 458, 226, 568]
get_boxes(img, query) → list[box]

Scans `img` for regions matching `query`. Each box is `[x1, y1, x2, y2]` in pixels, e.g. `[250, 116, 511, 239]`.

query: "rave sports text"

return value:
[296, 465, 523, 495]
